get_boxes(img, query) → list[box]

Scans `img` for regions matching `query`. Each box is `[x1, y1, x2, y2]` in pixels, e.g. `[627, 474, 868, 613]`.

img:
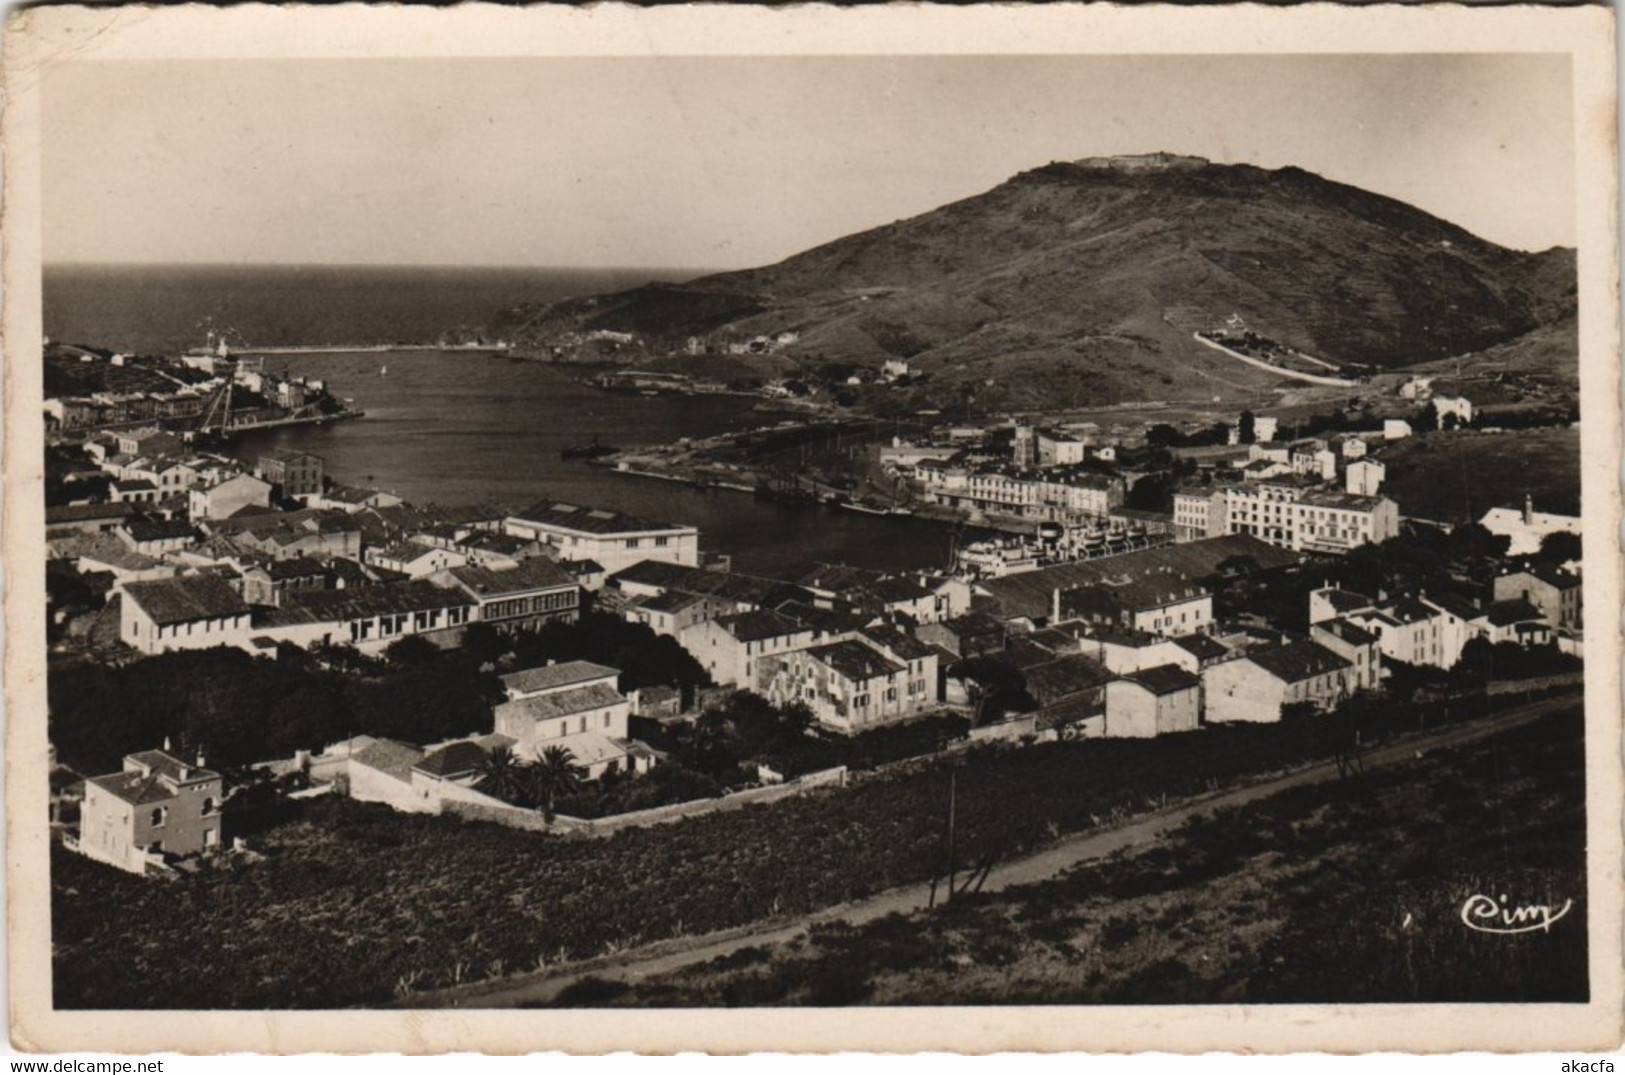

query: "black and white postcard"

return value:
[4, 2, 1620, 1055]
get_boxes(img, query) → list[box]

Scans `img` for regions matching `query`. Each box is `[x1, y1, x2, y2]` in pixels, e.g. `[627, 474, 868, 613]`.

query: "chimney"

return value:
[1523, 493, 1534, 526]
[196, 752, 206, 769]
[163, 736, 172, 753]
[1051, 587, 1063, 624]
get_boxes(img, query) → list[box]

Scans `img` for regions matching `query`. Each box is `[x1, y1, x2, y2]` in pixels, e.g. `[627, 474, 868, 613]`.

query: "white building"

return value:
[1479, 496, 1582, 557]
[1101, 665, 1202, 738]
[679, 608, 820, 688]
[1203, 642, 1354, 724]
[491, 660, 651, 778]
[1345, 458, 1386, 496]
[120, 575, 255, 655]
[504, 500, 699, 575]
[1383, 419, 1413, 441]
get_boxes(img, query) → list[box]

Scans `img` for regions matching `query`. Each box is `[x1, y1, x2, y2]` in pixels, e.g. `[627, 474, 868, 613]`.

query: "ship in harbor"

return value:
[43, 340, 365, 442]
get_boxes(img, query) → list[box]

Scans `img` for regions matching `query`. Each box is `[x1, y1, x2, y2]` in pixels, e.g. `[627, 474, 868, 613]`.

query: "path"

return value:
[404, 691, 1580, 1009]
[1192, 332, 1358, 387]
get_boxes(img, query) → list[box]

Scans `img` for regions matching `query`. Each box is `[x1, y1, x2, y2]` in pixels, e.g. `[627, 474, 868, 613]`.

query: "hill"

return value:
[493, 154, 1576, 408]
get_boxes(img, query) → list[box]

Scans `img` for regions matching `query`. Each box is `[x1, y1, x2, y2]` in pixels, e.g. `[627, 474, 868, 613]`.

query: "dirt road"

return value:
[406, 691, 1581, 1009]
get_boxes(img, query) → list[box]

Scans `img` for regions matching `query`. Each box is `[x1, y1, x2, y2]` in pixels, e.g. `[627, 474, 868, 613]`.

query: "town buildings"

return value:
[254, 449, 325, 500]
[75, 750, 224, 875]
[680, 609, 819, 689]
[1494, 565, 1583, 631]
[436, 558, 582, 632]
[1203, 641, 1354, 723]
[761, 628, 939, 733]
[505, 501, 700, 574]
[492, 660, 652, 777]
[1101, 665, 1202, 738]
[1480, 496, 1582, 557]
[1180, 479, 1399, 553]
[120, 576, 255, 655]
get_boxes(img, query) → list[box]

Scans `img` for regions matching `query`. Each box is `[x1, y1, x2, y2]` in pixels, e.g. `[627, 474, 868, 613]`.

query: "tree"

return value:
[1238, 410, 1256, 445]
[384, 635, 440, 668]
[460, 622, 510, 666]
[529, 745, 587, 821]
[1537, 531, 1581, 564]
[476, 746, 533, 807]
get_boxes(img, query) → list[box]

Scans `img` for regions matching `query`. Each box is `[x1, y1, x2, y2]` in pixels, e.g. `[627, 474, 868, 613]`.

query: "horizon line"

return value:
[42, 259, 734, 274]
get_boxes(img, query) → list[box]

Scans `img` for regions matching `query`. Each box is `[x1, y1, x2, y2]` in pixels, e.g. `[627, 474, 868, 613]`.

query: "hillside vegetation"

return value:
[495, 154, 1576, 408]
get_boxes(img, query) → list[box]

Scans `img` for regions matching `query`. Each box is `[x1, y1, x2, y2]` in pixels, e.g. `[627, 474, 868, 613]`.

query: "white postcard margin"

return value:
[3, 2, 1620, 1055]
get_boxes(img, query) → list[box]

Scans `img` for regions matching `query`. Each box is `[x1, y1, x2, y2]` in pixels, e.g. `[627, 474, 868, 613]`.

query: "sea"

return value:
[43, 263, 967, 577]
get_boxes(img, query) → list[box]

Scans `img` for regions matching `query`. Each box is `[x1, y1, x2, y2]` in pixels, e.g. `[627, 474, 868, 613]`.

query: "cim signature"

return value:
[1460, 892, 1574, 935]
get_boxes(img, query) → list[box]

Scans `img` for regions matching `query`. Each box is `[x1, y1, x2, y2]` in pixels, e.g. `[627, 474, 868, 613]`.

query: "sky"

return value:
[42, 53, 1575, 268]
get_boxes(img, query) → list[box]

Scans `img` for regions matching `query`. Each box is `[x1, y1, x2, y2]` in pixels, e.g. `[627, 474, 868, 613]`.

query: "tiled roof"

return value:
[1486, 599, 1546, 627]
[268, 580, 471, 624]
[496, 682, 627, 722]
[1316, 588, 1374, 613]
[635, 590, 710, 615]
[1172, 633, 1229, 661]
[413, 740, 490, 779]
[1024, 654, 1114, 701]
[1247, 641, 1352, 684]
[122, 515, 199, 544]
[1121, 663, 1201, 696]
[609, 560, 798, 607]
[979, 535, 1297, 621]
[350, 738, 426, 782]
[126, 750, 218, 784]
[87, 770, 177, 806]
[446, 558, 576, 598]
[123, 576, 249, 626]
[46, 502, 137, 525]
[714, 609, 811, 643]
[860, 624, 936, 661]
[501, 660, 619, 696]
[510, 500, 693, 536]
[806, 639, 904, 682]
[1315, 618, 1379, 647]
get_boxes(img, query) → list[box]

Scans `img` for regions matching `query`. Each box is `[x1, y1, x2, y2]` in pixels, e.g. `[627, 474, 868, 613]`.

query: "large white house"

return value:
[679, 608, 820, 688]
[491, 660, 652, 778]
[504, 501, 699, 574]
[120, 576, 255, 655]
[1203, 642, 1354, 723]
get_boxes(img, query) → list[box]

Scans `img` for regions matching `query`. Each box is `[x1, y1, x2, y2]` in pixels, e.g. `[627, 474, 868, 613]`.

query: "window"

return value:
[626, 538, 641, 549]
[202, 797, 216, 815]
[655, 536, 670, 548]
[603, 712, 611, 728]
[150, 807, 167, 827]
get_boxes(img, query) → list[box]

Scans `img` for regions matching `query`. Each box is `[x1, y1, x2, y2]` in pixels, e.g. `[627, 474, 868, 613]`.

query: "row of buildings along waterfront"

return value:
[51, 414, 1581, 876]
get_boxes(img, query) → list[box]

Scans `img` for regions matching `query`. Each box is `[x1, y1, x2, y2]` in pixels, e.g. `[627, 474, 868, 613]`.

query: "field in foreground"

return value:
[556, 707, 1586, 1006]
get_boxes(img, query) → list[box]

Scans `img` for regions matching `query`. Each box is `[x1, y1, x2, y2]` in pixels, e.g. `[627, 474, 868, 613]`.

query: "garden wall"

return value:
[441, 766, 849, 837]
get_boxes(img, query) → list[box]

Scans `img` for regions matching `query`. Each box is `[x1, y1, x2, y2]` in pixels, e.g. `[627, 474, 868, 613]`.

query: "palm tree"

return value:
[475, 745, 531, 807]
[528, 745, 586, 822]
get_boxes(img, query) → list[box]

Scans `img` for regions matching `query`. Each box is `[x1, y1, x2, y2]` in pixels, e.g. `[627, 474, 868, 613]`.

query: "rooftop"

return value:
[1172, 633, 1230, 662]
[1121, 663, 1202, 696]
[1486, 599, 1546, 627]
[1314, 618, 1379, 647]
[122, 575, 250, 626]
[510, 500, 694, 536]
[446, 558, 577, 598]
[413, 740, 491, 780]
[501, 660, 620, 696]
[350, 738, 427, 783]
[267, 580, 472, 625]
[714, 608, 811, 643]
[805, 639, 904, 682]
[1248, 641, 1352, 684]
[978, 535, 1297, 621]
[495, 682, 627, 722]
